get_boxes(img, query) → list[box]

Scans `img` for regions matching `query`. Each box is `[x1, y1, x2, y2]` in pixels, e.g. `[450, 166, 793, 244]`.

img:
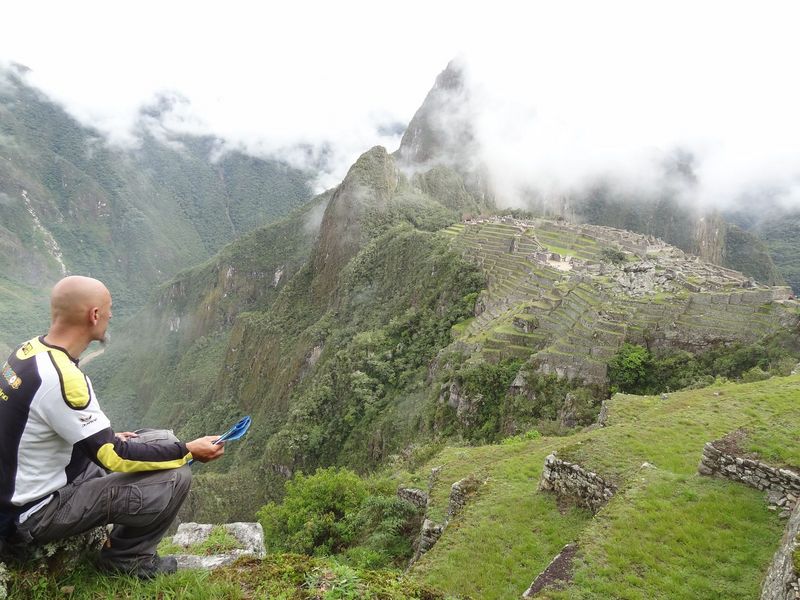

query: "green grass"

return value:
[406, 375, 800, 599]
[158, 525, 242, 556]
[407, 439, 592, 599]
[8, 555, 457, 599]
[546, 471, 782, 600]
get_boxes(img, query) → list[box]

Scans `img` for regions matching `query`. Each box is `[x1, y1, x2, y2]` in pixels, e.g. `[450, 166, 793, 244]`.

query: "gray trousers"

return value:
[14, 429, 192, 565]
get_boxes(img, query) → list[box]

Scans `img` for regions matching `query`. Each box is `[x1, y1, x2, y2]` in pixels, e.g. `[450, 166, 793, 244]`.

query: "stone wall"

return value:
[398, 487, 428, 510]
[409, 474, 483, 563]
[448, 476, 481, 519]
[697, 439, 800, 599]
[539, 454, 617, 513]
[760, 504, 800, 600]
[698, 442, 800, 519]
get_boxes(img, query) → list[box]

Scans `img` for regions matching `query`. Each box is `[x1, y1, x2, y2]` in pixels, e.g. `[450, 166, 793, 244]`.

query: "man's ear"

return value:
[90, 307, 100, 325]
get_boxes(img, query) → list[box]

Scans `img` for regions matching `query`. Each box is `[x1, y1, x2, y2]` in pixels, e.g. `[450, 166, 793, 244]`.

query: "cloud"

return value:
[452, 2, 800, 210]
[0, 1, 798, 204]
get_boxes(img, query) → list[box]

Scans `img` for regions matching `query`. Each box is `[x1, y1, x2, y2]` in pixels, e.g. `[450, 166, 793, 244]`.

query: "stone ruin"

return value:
[538, 453, 617, 514]
[698, 441, 799, 519]
[404, 473, 484, 564]
[446, 215, 797, 387]
[698, 436, 800, 599]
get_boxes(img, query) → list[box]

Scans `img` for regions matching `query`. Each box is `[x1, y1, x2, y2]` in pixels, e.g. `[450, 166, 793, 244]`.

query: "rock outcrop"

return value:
[0, 527, 107, 599]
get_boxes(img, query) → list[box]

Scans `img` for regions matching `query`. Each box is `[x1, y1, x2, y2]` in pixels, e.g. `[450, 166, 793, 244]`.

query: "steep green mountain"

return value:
[89, 139, 798, 524]
[723, 201, 800, 294]
[88, 145, 493, 517]
[0, 64, 313, 352]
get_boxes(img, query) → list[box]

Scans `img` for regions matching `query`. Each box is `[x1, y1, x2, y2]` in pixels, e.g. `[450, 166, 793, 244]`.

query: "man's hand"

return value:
[115, 431, 139, 441]
[186, 435, 225, 463]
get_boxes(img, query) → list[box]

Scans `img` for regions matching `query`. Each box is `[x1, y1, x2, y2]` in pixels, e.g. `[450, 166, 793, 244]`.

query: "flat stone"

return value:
[173, 523, 214, 546]
[172, 522, 265, 571]
[767, 491, 783, 505]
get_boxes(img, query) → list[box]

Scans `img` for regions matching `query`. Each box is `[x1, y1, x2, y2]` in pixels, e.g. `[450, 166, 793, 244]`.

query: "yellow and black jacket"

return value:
[0, 337, 192, 533]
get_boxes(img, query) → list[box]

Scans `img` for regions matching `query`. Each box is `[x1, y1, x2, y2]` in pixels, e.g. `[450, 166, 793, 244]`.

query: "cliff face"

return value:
[395, 61, 494, 211]
[312, 146, 400, 300]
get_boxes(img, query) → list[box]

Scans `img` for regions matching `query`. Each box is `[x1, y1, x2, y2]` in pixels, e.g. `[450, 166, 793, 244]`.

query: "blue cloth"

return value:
[188, 416, 251, 465]
[215, 416, 251, 444]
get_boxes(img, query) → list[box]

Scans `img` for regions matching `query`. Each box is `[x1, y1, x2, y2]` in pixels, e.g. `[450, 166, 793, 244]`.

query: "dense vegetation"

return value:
[258, 467, 422, 569]
[261, 223, 485, 472]
[608, 331, 800, 395]
[6, 554, 454, 599]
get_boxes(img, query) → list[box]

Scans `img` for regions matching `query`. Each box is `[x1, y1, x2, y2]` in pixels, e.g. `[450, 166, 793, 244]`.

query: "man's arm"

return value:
[40, 360, 225, 471]
[76, 428, 224, 472]
[78, 428, 190, 471]
[113, 431, 223, 462]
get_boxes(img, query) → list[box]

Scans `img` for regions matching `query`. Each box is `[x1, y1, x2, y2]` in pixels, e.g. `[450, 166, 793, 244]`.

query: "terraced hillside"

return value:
[408, 374, 800, 599]
[443, 217, 797, 384]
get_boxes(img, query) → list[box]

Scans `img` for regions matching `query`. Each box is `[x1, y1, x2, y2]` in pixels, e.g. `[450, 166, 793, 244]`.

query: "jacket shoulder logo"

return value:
[2, 362, 21, 389]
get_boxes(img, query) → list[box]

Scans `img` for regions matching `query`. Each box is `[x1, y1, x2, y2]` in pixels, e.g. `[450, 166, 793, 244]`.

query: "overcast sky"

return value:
[2, 0, 799, 205]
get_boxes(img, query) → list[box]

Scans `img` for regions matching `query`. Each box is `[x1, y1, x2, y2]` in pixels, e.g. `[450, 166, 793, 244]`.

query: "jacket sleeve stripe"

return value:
[96, 443, 192, 472]
[47, 351, 91, 410]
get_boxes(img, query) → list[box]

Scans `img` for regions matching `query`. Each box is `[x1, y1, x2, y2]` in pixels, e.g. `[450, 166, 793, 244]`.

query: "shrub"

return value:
[349, 495, 422, 567]
[600, 247, 626, 265]
[257, 468, 421, 567]
[258, 467, 367, 555]
[741, 366, 771, 383]
[608, 343, 652, 394]
[501, 429, 542, 444]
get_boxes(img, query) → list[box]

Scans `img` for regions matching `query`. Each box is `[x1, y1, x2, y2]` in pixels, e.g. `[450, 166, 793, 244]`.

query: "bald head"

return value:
[45, 276, 113, 357]
[51, 276, 110, 324]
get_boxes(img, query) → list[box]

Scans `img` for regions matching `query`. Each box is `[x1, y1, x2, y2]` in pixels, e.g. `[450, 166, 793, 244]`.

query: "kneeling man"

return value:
[0, 276, 224, 579]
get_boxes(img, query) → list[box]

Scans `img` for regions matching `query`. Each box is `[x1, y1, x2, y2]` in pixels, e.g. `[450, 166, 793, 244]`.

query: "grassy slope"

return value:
[8, 555, 455, 600]
[408, 375, 799, 599]
[7, 376, 794, 599]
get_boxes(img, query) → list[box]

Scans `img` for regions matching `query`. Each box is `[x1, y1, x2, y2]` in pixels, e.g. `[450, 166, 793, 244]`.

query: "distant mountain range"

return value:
[0, 64, 313, 352]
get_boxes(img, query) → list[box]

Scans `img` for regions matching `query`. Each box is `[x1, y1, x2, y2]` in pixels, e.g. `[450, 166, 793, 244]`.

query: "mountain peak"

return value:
[396, 60, 476, 168]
